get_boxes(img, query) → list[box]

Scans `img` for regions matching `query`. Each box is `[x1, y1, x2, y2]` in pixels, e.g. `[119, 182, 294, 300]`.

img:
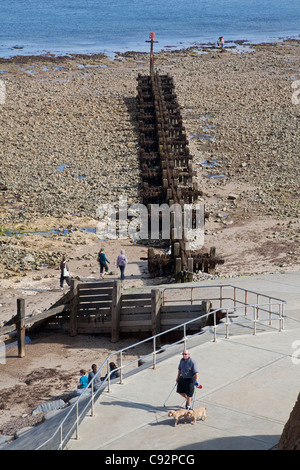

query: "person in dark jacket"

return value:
[98, 248, 110, 279]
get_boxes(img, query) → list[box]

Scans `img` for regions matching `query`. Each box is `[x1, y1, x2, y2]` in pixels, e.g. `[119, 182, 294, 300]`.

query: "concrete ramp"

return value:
[66, 314, 300, 451]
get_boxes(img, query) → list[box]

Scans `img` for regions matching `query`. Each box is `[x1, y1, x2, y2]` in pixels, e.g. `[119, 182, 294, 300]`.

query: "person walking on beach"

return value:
[116, 249, 128, 281]
[98, 248, 110, 279]
[176, 349, 199, 410]
[60, 256, 71, 289]
[217, 36, 225, 51]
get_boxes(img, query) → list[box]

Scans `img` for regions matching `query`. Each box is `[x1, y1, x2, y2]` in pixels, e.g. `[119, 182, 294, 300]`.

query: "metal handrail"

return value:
[35, 288, 286, 450]
[162, 283, 287, 306]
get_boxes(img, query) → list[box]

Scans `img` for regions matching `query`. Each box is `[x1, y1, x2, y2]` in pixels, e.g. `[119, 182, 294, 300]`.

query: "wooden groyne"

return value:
[137, 34, 224, 281]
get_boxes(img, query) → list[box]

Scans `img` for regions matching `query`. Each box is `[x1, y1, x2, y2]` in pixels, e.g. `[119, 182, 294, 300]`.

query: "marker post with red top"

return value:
[146, 32, 158, 74]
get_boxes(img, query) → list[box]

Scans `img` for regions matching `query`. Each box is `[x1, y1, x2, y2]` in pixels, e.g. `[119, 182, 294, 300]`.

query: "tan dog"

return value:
[168, 409, 188, 427]
[187, 407, 207, 424]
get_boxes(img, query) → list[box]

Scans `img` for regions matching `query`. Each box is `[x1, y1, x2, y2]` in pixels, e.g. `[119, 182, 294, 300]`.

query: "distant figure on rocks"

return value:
[217, 36, 225, 51]
[60, 256, 71, 289]
[116, 249, 128, 281]
[98, 248, 110, 279]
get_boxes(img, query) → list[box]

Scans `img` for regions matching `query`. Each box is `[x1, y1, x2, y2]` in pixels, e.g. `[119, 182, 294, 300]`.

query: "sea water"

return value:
[0, 0, 299, 58]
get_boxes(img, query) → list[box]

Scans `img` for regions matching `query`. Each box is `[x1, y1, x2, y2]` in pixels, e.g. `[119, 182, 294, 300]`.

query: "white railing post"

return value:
[76, 401, 79, 440]
[279, 303, 284, 331]
[119, 351, 123, 384]
[59, 425, 63, 450]
[107, 362, 111, 392]
[153, 336, 156, 369]
[213, 311, 217, 342]
[91, 382, 95, 417]
[253, 306, 257, 335]
[225, 308, 229, 339]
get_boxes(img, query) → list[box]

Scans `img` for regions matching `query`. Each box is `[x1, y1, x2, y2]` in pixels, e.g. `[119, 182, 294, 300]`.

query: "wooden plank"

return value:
[77, 320, 112, 327]
[78, 282, 114, 290]
[78, 308, 111, 316]
[120, 306, 152, 315]
[17, 299, 25, 358]
[50, 288, 76, 309]
[121, 299, 151, 307]
[0, 323, 17, 336]
[25, 304, 68, 325]
[79, 288, 113, 296]
[79, 294, 113, 301]
[120, 314, 152, 322]
[121, 293, 152, 300]
[117, 326, 152, 333]
[26, 305, 69, 331]
[160, 305, 203, 313]
[161, 312, 203, 321]
[79, 301, 112, 308]
[76, 315, 111, 322]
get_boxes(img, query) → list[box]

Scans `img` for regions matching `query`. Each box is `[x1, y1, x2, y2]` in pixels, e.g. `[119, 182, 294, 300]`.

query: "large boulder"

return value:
[278, 392, 300, 450]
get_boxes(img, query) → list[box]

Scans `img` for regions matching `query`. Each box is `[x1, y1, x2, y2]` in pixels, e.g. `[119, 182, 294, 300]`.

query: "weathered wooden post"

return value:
[70, 279, 79, 337]
[175, 258, 182, 283]
[201, 300, 212, 328]
[17, 298, 25, 358]
[111, 280, 122, 343]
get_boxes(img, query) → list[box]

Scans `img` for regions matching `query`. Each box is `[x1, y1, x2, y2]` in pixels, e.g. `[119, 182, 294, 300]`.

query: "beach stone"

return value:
[22, 255, 35, 263]
[31, 399, 66, 416]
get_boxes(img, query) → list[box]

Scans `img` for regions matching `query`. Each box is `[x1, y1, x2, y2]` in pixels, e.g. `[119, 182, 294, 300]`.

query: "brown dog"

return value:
[187, 407, 207, 424]
[168, 409, 189, 427]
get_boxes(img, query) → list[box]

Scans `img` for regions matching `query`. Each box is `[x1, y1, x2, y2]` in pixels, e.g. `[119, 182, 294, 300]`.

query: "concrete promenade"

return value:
[67, 271, 300, 451]
[5, 271, 300, 451]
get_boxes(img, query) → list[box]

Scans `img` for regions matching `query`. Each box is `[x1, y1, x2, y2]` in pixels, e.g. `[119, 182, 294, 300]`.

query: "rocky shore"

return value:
[0, 40, 299, 283]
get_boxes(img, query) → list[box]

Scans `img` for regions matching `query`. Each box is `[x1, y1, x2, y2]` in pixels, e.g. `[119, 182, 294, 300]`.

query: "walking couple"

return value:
[98, 248, 128, 281]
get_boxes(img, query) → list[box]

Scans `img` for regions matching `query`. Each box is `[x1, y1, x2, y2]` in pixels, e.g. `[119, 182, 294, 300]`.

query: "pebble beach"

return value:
[0, 40, 299, 279]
